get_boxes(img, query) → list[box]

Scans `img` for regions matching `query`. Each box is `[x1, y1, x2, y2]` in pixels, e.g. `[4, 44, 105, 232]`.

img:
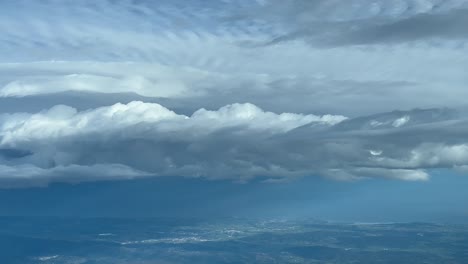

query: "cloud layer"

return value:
[1, 102, 468, 187]
[1, 0, 468, 116]
[0, 0, 467, 187]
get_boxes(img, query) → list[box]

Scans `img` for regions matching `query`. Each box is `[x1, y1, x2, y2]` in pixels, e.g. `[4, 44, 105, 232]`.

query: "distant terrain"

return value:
[0, 217, 466, 263]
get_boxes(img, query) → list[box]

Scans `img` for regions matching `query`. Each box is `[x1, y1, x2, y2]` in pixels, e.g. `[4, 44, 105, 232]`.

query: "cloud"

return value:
[0, 0, 466, 187]
[0, 164, 148, 188]
[1, 45, 468, 116]
[322, 168, 429, 182]
[343, 9, 468, 44]
[0, 0, 467, 117]
[248, 0, 468, 46]
[0, 102, 347, 187]
[0, 62, 211, 98]
[0, 101, 342, 146]
[0, 101, 468, 187]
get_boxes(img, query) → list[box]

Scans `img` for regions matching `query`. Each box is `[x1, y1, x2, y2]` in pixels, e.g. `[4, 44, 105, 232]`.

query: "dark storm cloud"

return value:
[255, 2, 468, 46]
[335, 9, 468, 45]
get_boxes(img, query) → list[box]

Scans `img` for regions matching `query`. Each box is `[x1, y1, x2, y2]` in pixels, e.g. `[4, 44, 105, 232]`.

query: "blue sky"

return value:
[0, 0, 468, 221]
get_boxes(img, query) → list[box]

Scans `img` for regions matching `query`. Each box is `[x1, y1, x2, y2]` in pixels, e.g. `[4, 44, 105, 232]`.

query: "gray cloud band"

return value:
[0, 102, 466, 187]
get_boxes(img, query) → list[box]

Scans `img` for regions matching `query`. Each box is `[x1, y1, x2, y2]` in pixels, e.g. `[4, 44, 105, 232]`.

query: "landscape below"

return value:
[0, 216, 467, 263]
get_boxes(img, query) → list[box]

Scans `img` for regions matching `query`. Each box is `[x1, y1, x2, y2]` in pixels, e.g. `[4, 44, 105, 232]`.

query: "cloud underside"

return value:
[0, 101, 468, 187]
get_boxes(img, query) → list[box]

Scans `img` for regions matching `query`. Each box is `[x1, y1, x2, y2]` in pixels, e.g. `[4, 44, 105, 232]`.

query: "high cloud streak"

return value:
[0, 164, 147, 188]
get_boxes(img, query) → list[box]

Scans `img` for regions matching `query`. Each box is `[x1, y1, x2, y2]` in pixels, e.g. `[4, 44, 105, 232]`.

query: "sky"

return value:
[0, 0, 468, 222]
